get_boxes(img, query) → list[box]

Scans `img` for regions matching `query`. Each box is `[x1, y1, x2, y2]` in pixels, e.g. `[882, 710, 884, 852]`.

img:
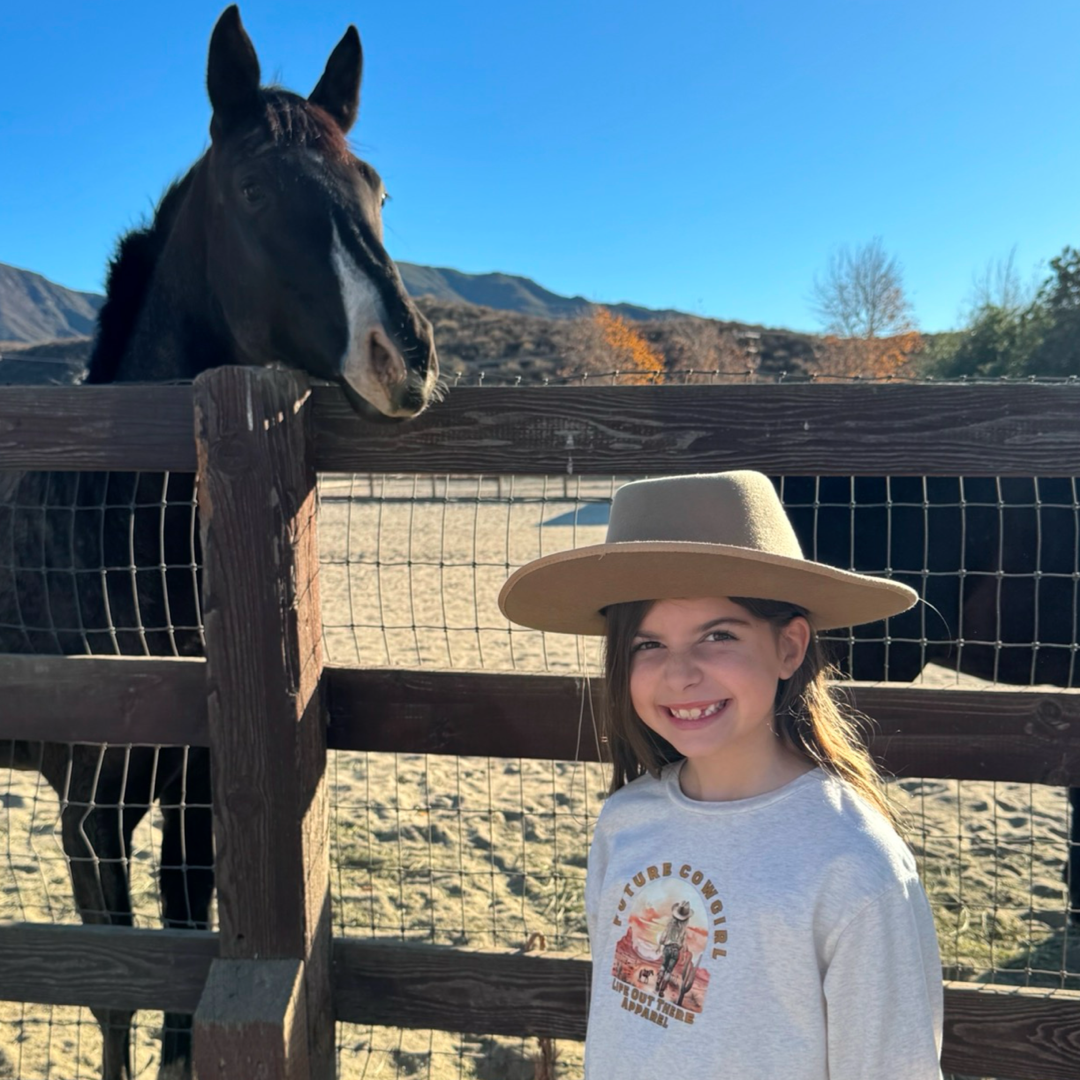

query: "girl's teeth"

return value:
[670, 702, 723, 720]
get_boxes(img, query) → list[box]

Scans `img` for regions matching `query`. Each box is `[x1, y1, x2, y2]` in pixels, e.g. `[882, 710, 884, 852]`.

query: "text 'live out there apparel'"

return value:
[584, 766, 943, 1080]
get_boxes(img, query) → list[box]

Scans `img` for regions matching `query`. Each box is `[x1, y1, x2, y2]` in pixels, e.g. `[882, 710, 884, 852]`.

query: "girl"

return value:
[498, 470, 943, 1080]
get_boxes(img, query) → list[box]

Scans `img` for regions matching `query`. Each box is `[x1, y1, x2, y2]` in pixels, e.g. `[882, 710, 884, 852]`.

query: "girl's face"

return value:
[629, 597, 809, 794]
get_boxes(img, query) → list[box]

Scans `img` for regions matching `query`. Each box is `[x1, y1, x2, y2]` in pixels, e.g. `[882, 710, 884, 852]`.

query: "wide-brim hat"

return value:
[498, 471, 917, 635]
[671, 901, 692, 921]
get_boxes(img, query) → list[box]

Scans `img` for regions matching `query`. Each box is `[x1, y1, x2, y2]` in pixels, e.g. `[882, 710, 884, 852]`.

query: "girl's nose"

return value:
[663, 648, 702, 688]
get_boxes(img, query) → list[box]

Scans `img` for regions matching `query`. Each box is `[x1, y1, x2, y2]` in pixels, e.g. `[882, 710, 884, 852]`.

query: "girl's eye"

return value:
[705, 630, 735, 643]
[631, 640, 660, 653]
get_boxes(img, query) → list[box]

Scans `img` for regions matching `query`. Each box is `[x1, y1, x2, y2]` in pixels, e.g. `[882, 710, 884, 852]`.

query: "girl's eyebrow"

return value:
[633, 616, 751, 640]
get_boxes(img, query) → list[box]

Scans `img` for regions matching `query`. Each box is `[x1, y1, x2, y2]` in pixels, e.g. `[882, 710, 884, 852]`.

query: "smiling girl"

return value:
[499, 471, 943, 1080]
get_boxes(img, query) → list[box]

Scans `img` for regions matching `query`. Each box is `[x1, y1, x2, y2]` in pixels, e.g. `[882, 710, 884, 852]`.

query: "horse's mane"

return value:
[85, 171, 198, 384]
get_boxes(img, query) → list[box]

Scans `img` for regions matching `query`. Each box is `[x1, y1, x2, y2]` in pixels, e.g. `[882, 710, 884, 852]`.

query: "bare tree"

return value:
[966, 245, 1036, 317]
[671, 322, 757, 379]
[810, 237, 914, 338]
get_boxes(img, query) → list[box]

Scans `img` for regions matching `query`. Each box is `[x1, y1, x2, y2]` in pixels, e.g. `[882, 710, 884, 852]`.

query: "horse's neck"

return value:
[111, 167, 233, 384]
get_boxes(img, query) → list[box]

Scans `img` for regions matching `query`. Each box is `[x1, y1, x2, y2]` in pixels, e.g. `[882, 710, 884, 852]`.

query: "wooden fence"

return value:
[1, 370, 1079, 1079]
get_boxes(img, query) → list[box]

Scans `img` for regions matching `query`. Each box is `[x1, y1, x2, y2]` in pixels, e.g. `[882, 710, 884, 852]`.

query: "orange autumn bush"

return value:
[815, 330, 923, 378]
[592, 307, 665, 383]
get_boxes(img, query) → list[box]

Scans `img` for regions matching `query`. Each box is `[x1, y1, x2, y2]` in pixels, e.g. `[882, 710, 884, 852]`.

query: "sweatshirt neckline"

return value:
[662, 760, 825, 815]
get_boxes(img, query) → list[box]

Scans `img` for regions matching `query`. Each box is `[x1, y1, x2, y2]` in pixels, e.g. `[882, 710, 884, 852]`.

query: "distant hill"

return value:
[0, 263, 103, 344]
[0, 259, 819, 384]
[0, 259, 699, 347]
[0, 296, 817, 387]
[411, 297, 816, 381]
[397, 263, 691, 322]
[0, 336, 91, 385]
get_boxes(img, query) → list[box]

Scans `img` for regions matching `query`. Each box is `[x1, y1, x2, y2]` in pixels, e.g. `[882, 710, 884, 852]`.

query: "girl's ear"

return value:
[777, 616, 811, 679]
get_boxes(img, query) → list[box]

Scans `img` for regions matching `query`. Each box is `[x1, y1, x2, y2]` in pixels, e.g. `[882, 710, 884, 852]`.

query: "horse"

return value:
[0, 7, 438, 1079]
[781, 474, 1079, 921]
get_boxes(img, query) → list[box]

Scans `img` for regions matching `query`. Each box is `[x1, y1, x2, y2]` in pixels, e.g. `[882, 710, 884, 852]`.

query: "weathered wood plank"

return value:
[331, 939, 591, 1039]
[194, 958, 309, 1080]
[0, 923, 216, 1012]
[0, 655, 207, 744]
[326, 668, 603, 761]
[1, 660, 1077, 785]
[2, 382, 1079, 475]
[846, 683, 1080, 787]
[941, 981, 1080, 1080]
[0, 385, 196, 471]
[325, 669, 1080, 785]
[311, 383, 1080, 476]
[193, 367, 332, 1078]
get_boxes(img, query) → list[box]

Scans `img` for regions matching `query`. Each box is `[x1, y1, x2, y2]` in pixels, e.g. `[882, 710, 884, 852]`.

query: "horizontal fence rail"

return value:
[331, 939, 591, 1039]
[1, 924, 1078, 1080]
[325, 669, 1080, 786]
[2, 382, 1080, 474]
[0, 385, 197, 470]
[0, 923, 216, 1013]
[3, 657, 1079, 786]
[0, 654, 208, 744]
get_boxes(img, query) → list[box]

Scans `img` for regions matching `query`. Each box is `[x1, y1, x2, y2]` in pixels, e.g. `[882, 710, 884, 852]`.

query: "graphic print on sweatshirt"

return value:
[608, 860, 725, 1029]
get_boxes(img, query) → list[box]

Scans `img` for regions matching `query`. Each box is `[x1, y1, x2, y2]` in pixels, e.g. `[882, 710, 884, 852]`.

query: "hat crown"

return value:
[497, 469, 918, 636]
[606, 471, 805, 559]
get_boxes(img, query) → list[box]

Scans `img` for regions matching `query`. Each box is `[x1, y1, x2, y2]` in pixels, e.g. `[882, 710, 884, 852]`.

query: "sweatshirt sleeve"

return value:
[824, 880, 944, 1080]
[584, 801, 614, 949]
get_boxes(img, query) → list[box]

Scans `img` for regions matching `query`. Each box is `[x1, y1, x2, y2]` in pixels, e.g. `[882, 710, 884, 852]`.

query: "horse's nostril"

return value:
[369, 330, 405, 387]
[371, 335, 391, 373]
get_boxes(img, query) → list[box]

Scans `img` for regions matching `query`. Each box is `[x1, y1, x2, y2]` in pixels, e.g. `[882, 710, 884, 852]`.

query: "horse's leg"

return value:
[43, 744, 146, 1080]
[156, 747, 214, 1080]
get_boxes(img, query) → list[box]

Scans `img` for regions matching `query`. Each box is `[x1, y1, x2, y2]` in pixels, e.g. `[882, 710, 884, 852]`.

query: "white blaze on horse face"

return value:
[331, 223, 406, 415]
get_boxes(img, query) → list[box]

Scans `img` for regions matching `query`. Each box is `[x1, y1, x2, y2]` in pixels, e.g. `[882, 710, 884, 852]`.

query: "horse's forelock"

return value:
[243, 88, 351, 164]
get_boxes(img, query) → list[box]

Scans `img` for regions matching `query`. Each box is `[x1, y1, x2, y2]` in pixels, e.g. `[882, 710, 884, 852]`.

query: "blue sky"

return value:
[1, 1, 1078, 333]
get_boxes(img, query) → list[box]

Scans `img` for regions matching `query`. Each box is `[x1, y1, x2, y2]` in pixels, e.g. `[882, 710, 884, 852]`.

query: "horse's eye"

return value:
[241, 180, 265, 206]
[380, 191, 391, 209]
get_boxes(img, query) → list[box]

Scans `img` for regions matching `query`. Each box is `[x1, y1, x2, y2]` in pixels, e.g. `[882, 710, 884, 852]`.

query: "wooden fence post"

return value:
[191, 368, 332, 1079]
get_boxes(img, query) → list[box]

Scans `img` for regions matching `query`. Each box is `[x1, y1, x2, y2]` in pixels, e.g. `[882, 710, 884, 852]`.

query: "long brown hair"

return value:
[602, 597, 896, 825]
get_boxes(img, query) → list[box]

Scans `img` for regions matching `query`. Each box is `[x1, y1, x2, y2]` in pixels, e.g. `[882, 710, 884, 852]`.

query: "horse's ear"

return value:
[207, 5, 262, 136]
[309, 26, 362, 134]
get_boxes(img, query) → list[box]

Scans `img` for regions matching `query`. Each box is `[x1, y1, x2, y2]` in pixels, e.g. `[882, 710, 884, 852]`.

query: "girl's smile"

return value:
[662, 699, 729, 725]
[630, 597, 812, 800]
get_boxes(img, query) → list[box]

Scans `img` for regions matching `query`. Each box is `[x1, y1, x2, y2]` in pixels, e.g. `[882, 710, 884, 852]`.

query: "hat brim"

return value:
[498, 541, 918, 635]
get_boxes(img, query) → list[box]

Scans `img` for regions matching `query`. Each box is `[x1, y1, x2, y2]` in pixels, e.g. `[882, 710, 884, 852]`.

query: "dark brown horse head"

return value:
[201, 5, 438, 419]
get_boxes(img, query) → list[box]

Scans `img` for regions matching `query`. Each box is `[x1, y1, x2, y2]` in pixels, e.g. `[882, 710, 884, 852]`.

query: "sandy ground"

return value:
[2, 476, 1078, 1079]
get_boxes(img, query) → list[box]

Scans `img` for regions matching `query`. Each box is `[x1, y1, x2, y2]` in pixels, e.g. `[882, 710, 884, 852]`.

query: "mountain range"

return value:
[0, 263, 104, 344]
[0, 260, 699, 346]
[0, 259, 819, 384]
[396, 263, 691, 323]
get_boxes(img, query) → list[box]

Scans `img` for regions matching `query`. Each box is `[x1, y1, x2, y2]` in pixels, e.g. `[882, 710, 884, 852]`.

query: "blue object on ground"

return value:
[542, 504, 611, 527]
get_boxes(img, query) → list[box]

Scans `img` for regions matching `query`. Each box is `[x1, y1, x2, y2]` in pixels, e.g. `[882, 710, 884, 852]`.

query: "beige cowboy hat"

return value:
[498, 470, 917, 635]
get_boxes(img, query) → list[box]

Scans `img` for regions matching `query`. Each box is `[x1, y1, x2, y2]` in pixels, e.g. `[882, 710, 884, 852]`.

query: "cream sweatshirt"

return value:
[583, 764, 943, 1079]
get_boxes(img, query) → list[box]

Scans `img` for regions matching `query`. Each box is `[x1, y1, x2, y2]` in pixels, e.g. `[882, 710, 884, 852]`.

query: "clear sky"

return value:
[2, 1, 1078, 333]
